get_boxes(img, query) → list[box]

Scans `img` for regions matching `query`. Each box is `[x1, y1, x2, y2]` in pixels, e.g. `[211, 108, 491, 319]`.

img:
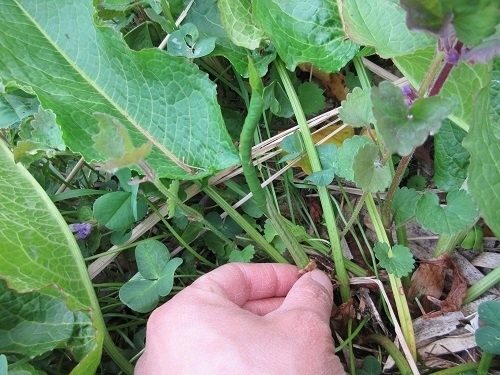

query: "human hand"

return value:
[135, 263, 345, 375]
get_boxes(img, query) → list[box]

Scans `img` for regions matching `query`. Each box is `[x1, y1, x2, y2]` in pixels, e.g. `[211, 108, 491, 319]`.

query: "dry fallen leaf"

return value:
[298, 63, 349, 101]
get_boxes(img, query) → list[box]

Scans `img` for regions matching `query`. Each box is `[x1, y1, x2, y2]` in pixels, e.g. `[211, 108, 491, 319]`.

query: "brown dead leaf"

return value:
[408, 254, 448, 314]
[307, 198, 322, 223]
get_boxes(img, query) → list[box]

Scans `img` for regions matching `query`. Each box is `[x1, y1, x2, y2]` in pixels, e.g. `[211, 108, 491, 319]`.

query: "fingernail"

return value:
[310, 269, 332, 290]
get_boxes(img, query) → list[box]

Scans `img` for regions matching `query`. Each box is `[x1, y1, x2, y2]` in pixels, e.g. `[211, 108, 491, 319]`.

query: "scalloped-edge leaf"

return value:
[339, 87, 375, 127]
[0, 0, 239, 179]
[340, 0, 435, 58]
[253, 0, 359, 72]
[371, 81, 454, 156]
[415, 189, 478, 234]
[374, 242, 415, 278]
[352, 143, 391, 192]
[391, 187, 419, 223]
[336, 135, 372, 181]
[0, 140, 104, 373]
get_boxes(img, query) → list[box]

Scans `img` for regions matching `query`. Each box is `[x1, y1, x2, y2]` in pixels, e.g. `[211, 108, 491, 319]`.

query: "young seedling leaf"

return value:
[305, 169, 336, 186]
[352, 143, 391, 193]
[253, 0, 359, 72]
[371, 81, 454, 156]
[135, 240, 171, 280]
[166, 23, 216, 58]
[219, 0, 266, 50]
[93, 191, 148, 232]
[228, 245, 255, 263]
[415, 189, 478, 234]
[341, 0, 435, 58]
[336, 135, 372, 181]
[391, 187, 419, 223]
[374, 243, 415, 278]
[434, 119, 469, 191]
[93, 113, 152, 173]
[339, 87, 376, 127]
[298, 81, 325, 115]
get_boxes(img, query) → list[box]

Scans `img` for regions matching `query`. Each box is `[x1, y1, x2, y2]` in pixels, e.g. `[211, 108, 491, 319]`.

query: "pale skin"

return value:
[135, 263, 345, 375]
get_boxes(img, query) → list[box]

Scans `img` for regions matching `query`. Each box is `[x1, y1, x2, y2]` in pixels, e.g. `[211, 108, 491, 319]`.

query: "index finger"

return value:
[189, 263, 300, 307]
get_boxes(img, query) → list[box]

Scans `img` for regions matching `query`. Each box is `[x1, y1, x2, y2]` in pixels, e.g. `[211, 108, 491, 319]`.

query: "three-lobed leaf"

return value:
[93, 191, 148, 232]
[371, 81, 454, 156]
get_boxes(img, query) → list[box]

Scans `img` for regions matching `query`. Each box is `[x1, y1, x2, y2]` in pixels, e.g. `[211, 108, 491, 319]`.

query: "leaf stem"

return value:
[276, 59, 350, 302]
[428, 42, 463, 97]
[365, 334, 412, 375]
[103, 330, 134, 374]
[365, 194, 416, 358]
[463, 266, 500, 304]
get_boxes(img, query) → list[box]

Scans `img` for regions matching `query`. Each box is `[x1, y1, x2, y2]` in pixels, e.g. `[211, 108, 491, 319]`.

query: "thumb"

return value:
[278, 269, 333, 322]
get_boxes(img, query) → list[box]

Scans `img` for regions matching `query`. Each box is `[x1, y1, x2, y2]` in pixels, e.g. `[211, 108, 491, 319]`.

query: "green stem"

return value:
[431, 360, 500, 375]
[477, 352, 494, 375]
[365, 334, 412, 375]
[202, 185, 288, 264]
[418, 50, 446, 97]
[137, 160, 234, 250]
[365, 194, 417, 358]
[463, 266, 500, 304]
[340, 191, 368, 238]
[433, 230, 468, 257]
[103, 330, 134, 374]
[276, 59, 350, 302]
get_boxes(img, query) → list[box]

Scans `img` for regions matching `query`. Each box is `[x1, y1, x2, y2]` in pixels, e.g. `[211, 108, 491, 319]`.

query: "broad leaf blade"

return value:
[0, 141, 104, 373]
[340, 0, 435, 58]
[0, 0, 239, 179]
[253, 0, 359, 72]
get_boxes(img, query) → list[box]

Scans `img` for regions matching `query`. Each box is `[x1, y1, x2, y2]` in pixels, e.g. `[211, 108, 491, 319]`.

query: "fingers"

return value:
[276, 269, 333, 323]
[241, 297, 286, 315]
[189, 263, 299, 307]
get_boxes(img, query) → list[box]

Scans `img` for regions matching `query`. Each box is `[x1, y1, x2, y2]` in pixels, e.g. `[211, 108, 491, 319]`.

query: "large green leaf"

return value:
[393, 47, 491, 132]
[463, 70, 500, 238]
[340, 0, 435, 58]
[0, 0, 239, 179]
[253, 0, 359, 72]
[0, 141, 104, 373]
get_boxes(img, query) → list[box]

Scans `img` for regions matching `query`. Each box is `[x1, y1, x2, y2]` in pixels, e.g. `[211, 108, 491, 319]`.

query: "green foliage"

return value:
[356, 355, 382, 375]
[304, 144, 338, 186]
[166, 23, 217, 58]
[352, 143, 391, 193]
[391, 187, 419, 223]
[336, 135, 372, 182]
[119, 240, 183, 313]
[0, 141, 104, 373]
[374, 242, 415, 278]
[218, 0, 265, 50]
[340, 0, 435, 58]
[371, 81, 454, 156]
[93, 191, 148, 232]
[228, 245, 255, 263]
[400, 0, 500, 46]
[415, 189, 478, 235]
[434, 120, 469, 191]
[475, 300, 500, 354]
[253, 0, 359, 72]
[339, 87, 375, 127]
[0, 88, 38, 129]
[0, 0, 239, 179]
[298, 82, 325, 115]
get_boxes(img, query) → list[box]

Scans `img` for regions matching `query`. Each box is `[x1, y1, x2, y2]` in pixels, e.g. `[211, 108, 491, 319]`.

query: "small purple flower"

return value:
[401, 84, 418, 107]
[69, 222, 92, 239]
[444, 48, 460, 65]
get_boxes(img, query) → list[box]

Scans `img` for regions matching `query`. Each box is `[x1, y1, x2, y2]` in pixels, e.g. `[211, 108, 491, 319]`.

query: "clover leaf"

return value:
[119, 240, 183, 313]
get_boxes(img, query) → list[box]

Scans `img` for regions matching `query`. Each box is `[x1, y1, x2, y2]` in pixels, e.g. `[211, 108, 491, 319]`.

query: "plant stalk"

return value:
[276, 59, 350, 302]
